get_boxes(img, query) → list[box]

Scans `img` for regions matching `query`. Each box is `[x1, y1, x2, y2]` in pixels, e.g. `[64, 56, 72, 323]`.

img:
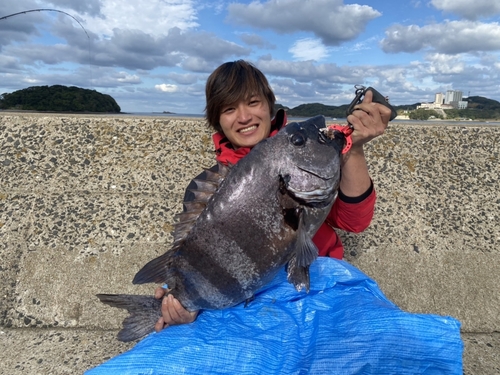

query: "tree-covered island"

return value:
[0, 85, 121, 113]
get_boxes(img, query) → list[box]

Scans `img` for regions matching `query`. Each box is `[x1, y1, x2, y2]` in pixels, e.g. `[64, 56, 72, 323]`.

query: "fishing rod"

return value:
[0, 8, 93, 88]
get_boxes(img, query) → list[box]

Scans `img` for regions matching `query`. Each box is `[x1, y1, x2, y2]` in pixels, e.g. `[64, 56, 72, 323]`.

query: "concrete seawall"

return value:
[1, 113, 499, 374]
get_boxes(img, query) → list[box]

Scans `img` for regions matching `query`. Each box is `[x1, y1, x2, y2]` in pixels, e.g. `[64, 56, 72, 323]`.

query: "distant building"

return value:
[417, 103, 438, 110]
[445, 90, 463, 104]
[418, 90, 467, 110]
[417, 102, 453, 110]
[434, 93, 444, 105]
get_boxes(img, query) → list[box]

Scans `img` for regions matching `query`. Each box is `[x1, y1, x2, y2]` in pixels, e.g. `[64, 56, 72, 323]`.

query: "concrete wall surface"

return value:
[1, 113, 499, 374]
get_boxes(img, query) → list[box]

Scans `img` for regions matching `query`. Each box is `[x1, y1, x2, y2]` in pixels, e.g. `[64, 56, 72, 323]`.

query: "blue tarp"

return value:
[86, 258, 463, 374]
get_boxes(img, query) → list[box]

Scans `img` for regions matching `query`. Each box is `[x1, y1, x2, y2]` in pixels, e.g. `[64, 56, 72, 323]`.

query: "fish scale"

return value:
[97, 115, 346, 342]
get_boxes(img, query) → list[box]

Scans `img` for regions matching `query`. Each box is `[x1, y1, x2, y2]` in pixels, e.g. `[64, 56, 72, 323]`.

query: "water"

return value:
[396, 119, 500, 126]
[125, 112, 204, 118]
[124, 112, 340, 123]
[124, 112, 500, 126]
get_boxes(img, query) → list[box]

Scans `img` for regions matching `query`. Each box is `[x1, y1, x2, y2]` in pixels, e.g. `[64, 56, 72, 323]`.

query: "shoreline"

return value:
[1, 110, 500, 126]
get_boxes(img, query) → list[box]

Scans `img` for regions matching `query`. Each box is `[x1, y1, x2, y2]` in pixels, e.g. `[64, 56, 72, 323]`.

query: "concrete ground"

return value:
[1, 113, 499, 374]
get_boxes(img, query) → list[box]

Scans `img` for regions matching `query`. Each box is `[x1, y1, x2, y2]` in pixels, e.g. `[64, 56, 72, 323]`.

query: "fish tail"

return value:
[96, 294, 162, 342]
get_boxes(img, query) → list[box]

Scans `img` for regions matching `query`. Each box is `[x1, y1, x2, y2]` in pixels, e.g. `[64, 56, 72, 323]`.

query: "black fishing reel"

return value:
[346, 85, 398, 121]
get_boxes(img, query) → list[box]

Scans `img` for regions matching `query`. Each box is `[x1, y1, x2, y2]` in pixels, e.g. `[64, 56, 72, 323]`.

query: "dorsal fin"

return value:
[183, 201, 208, 212]
[174, 212, 201, 223]
[172, 162, 230, 245]
[204, 167, 228, 184]
[193, 179, 219, 193]
[133, 163, 231, 285]
[189, 190, 214, 203]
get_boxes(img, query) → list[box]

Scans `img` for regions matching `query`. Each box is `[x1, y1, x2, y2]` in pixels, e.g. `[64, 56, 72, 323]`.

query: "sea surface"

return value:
[2, 110, 499, 126]
[126, 112, 500, 126]
[126, 112, 339, 123]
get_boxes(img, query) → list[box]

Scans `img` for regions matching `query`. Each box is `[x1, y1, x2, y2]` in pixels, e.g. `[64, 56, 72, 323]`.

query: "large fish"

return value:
[97, 115, 346, 342]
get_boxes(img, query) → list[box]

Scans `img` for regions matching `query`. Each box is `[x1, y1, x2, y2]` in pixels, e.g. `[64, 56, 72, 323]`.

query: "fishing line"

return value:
[0, 8, 93, 89]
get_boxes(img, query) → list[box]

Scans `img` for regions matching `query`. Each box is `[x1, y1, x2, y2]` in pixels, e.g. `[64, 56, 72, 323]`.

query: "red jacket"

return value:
[211, 109, 376, 259]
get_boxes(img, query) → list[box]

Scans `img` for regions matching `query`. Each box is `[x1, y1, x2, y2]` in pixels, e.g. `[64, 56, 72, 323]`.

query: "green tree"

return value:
[409, 109, 442, 120]
[0, 85, 121, 113]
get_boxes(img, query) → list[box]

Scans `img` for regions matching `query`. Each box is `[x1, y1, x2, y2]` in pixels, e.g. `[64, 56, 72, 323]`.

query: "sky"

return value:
[1, 0, 500, 113]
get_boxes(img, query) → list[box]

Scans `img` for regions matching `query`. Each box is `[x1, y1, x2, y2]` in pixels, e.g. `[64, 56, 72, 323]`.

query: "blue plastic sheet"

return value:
[86, 258, 463, 374]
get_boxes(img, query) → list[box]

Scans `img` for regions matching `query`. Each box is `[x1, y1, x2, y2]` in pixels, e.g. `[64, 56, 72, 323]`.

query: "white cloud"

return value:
[381, 20, 500, 54]
[238, 33, 276, 49]
[116, 71, 141, 83]
[289, 38, 329, 61]
[424, 53, 467, 74]
[255, 59, 364, 84]
[227, 0, 381, 46]
[165, 72, 200, 85]
[24, 77, 40, 84]
[85, 0, 199, 38]
[431, 0, 500, 20]
[155, 83, 178, 92]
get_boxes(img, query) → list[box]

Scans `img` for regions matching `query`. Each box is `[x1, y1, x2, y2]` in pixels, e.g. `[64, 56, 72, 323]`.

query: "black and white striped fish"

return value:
[97, 115, 346, 342]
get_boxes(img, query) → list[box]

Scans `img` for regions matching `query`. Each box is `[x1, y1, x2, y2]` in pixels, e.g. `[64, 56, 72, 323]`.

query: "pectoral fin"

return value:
[286, 209, 318, 292]
[296, 215, 318, 267]
[287, 255, 310, 292]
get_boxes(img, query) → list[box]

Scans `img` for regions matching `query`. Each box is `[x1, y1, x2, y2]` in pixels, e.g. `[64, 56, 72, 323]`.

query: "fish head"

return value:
[278, 115, 345, 205]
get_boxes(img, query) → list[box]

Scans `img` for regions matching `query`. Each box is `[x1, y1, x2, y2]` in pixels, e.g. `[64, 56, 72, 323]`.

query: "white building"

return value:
[445, 90, 463, 104]
[417, 102, 454, 110]
[418, 90, 467, 110]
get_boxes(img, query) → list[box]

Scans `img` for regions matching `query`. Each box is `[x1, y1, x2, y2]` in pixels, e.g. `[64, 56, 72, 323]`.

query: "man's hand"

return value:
[154, 286, 199, 332]
[339, 89, 391, 197]
[346, 89, 391, 149]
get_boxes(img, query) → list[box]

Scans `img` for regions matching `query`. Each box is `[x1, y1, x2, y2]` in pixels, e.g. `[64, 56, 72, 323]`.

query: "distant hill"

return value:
[392, 103, 421, 111]
[466, 96, 500, 110]
[445, 96, 500, 120]
[276, 96, 500, 120]
[275, 103, 348, 118]
[276, 101, 421, 118]
[0, 85, 121, 113]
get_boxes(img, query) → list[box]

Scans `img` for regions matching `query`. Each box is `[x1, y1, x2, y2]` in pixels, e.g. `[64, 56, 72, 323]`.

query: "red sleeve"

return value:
[326, 186, 376, 233]
[312, 223, 343, 259]
[312, 186, 376, 260]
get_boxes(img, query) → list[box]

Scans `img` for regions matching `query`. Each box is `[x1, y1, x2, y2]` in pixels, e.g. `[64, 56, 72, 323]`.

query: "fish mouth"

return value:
[296, 166, 337, 180]
[286, 184, 336, 204]
[280, 171, 338, 204]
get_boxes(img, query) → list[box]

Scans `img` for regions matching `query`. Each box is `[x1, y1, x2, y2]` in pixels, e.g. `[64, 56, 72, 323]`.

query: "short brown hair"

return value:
[205, 60, 276, 132]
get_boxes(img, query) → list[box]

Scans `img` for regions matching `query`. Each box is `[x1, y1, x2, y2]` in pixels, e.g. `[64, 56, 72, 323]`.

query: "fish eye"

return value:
[290, 133, 306, 146]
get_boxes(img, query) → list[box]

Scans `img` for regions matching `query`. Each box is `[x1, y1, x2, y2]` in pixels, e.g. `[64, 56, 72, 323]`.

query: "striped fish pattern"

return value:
[97, 115, 346, 342]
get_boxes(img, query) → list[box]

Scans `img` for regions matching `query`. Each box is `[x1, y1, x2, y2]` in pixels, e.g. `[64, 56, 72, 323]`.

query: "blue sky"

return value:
[1, 0, 500, 113]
